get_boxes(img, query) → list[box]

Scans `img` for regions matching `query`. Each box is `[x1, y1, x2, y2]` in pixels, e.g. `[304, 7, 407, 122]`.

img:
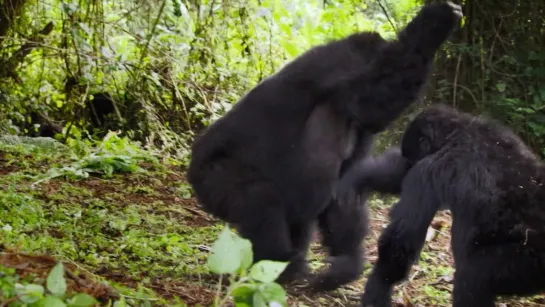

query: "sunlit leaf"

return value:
[207, 227, 243, 274]
[15, 283, 45, 303]
[47, 262, 67, 296]
[258, 282, 287, 306]
[236, 236, 253, 273]
[68, 293, 98, 307]
[252, 291, 268, 307]
[42, 296, 67, 307]
[249, 260, 288, 283]
[496, 82, 506, 92]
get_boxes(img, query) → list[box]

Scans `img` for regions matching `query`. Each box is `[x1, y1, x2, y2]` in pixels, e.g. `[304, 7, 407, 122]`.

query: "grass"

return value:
[0, 136, 544, 306]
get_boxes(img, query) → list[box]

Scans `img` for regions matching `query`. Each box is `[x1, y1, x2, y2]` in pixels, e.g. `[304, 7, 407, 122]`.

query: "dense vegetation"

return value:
[0, 0, 544, 306]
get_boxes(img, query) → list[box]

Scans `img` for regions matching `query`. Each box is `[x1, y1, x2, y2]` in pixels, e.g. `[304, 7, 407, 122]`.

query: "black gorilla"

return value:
[338, 104, 545, 306]
[187, 3, 462, 291]
[87, 92, 116, 129]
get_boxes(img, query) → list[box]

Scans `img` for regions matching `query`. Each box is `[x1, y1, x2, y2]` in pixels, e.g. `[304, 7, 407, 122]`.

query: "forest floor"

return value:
[0, 139, 544, 307]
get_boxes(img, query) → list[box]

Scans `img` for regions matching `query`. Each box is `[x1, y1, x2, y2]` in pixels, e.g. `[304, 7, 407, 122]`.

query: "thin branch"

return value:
[376, 0, 398, 34]
[136, 0, 167, 71]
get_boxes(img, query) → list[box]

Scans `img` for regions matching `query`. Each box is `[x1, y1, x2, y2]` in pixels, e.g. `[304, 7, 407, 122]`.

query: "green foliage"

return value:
[426, 1, 545, 156]
[0, 144, 221, 306]
[1, 262, 100, 306]
[47, 263, 67, 297]
[0, 0, 407, 160]
[248, 261, 288, 284]
[34, 132, 158, 184]
[207, 227, 254, 275]
[0, 136, 71, 154]
[207, 227, 289, 307]
[176, 183, 193, 199]
[2, 124, 545, 306]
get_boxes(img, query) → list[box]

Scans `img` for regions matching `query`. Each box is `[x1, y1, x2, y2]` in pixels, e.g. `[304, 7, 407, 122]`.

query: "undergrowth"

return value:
[0, 134, 220, 306]
[2, 134, 544, 307]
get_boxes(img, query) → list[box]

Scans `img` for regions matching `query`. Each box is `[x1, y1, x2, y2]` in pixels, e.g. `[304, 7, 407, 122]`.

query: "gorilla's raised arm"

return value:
[325, 2, 463, 132]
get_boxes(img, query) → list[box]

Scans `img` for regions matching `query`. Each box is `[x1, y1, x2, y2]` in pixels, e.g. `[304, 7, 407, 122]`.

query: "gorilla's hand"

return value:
[309, 253, 364, 293]
[419, 1, 463, 35]
[400, 1, 463, 55]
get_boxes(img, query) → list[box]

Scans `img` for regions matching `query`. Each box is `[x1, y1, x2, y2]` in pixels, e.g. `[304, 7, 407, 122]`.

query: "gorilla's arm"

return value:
[339, 130, 376, 175]
[361, 159, 441, 306]
[329, 2, 462, 131]
[335, 146, 411, 206]
[397, 2, 462, 57]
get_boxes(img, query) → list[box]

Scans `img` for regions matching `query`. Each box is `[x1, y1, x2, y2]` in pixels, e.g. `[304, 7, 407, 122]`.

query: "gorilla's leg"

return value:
[278, 222, 315, 283]
[232, 183, 305, 283]
[191, 158, 309, 283]
[234, 206, 291, 263]
[452, 243, 545, 307]
[310, 197, 368, 292]
[452, 262, 495, 307]
[290, 222, 314, 254]
[361, 167, 439, 307]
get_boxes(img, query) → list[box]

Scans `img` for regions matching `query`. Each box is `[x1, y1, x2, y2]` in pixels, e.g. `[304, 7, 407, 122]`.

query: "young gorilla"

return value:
[187, 3, 462, 291]
[338, 104, 545, 306]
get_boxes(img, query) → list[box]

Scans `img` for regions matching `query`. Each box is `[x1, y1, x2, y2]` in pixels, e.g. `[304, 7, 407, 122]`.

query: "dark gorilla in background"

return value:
[337, 104, 545, 306]
[187, 3, 462, 291]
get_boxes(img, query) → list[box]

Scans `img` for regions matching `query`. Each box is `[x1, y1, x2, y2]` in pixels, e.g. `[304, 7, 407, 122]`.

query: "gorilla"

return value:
[187, 3, 462, 291]
[337, 104, 545, 306]
[87, 92, 116, 129]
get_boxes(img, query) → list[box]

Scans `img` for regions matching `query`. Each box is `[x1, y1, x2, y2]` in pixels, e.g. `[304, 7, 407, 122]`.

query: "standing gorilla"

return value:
[338, 104, 545, 306]
[187, 3, 462, 291]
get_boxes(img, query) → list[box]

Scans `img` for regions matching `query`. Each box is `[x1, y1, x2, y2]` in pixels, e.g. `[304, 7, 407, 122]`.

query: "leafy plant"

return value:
[207, 227, 288, 307]
[2, 262, 99, 306]
[33, 131, 159, 184]
[177, 183, 193, 199]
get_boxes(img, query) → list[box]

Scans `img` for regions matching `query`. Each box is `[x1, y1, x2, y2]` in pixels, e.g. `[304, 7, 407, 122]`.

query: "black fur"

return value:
[334, 146, 412, 207]
[357, 104, 545, 307]
[187, 3, 462, 291]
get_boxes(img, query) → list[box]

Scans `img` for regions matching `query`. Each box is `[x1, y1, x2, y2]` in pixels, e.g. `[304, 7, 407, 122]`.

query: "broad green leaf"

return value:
[68, 293, 98, 307]
[236, 236, 253, 273]
[113, 295, 127, 307]
[258, 282, 287, 306]
[15, 283, 45, 303]
[47, 262, 67, 296]
[252, 291, 268, 307]
[232, 284, 256, 307]
[249, 260, 288, 283]
[207, 227, 242, 274]
[41, 296, 67, 307]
